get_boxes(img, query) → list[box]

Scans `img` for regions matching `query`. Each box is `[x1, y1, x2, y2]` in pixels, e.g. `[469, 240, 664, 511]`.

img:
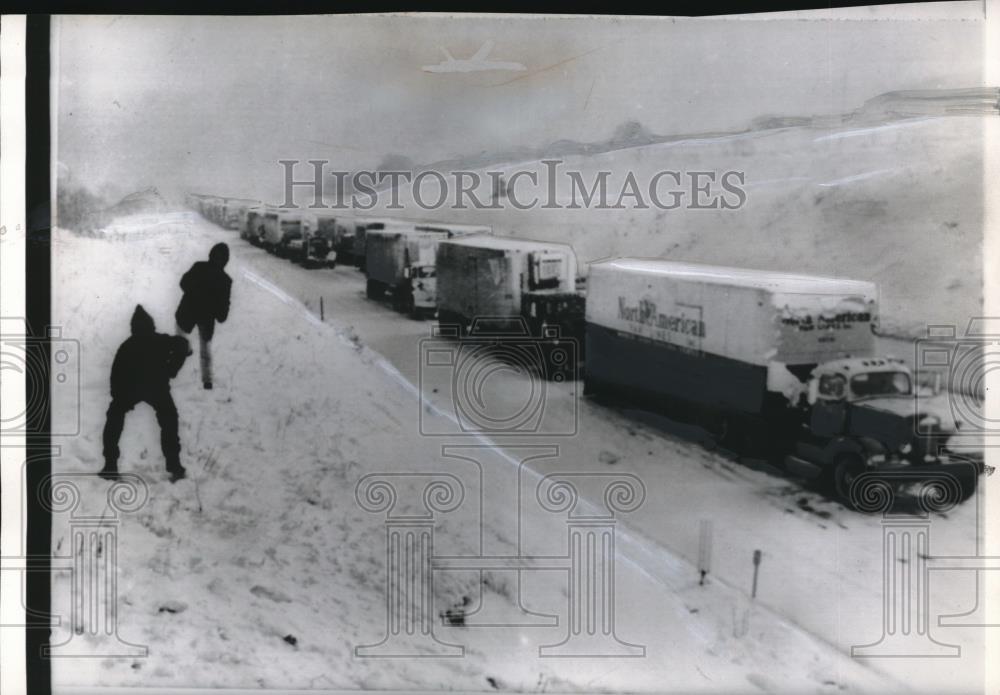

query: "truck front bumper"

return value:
[861, 457, 980, 503]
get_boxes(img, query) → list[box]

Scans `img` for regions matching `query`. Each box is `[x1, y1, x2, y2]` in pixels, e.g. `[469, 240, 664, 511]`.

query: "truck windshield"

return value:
[850, 371, 912, 398]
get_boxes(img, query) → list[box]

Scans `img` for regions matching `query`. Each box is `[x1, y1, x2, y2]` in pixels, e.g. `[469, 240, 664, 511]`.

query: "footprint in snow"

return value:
[250, 585, 293, 603]
[157, 600, 188, 614]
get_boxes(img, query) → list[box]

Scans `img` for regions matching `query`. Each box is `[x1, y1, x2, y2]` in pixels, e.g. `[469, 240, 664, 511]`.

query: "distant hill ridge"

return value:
[373, 87, 998, 188]
[104, 186, 168, 216]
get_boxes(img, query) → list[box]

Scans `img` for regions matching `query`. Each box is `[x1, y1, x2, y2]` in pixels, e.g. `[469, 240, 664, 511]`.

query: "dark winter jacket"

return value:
[175, 243, 232, 339]
[110, 305, 190, 401]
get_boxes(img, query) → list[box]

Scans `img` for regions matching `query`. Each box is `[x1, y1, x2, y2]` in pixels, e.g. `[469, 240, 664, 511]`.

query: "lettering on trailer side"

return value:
[617, 297, 706, 338]
[780, 310, 872, 332]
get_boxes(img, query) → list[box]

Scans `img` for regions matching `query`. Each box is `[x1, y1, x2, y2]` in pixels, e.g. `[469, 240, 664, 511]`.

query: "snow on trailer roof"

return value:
[365, 226, 441, 238]
[442, 235, 575, 253]
[414, 222, 492, 234]
[310, 209, 350, 218]
[592, 258, 877, 297]
[357, 217, 420, 227]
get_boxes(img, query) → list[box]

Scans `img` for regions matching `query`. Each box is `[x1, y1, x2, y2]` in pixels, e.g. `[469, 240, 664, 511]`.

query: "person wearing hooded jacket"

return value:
[175, 242, 232, 389]
[100, 305, 191, 482]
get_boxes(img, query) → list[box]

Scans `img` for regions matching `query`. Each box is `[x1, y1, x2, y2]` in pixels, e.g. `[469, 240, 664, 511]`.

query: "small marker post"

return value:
[698, 520, 712, 586]
[751, 549, 762, 599]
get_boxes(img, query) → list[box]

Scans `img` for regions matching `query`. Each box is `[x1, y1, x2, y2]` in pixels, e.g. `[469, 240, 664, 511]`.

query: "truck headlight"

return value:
[918, 415, 941, 430]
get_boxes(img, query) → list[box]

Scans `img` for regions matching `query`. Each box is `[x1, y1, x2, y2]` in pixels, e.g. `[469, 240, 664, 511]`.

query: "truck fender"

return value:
[823, 436, 887, 467]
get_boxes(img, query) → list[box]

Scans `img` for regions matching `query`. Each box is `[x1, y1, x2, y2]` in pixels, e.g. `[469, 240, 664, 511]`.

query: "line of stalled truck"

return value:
[187, 192, 984, 510]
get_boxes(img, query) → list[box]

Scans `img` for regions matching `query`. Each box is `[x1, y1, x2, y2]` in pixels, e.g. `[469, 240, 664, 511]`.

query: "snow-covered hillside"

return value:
[48, 220, 905, 692]
[362, 115, 986, 339]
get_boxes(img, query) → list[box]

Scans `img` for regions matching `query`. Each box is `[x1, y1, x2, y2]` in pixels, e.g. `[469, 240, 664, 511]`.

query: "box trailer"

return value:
[260, 209, 313, 256]
[242, 204, 270, 243]
[288, 211, 353, 267]
[585, 258, 879, 413]
[351, 218, 415, 271]
[224, 198, 261, 231]
[365, 225, 488, 315]
[436, 236, 584, 376]
[584, 258, 978, 505]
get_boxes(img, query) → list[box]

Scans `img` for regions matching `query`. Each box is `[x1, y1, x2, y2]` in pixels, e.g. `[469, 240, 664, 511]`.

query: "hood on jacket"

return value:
[130, 305, 156, 335]
[209, 242, 230, 268]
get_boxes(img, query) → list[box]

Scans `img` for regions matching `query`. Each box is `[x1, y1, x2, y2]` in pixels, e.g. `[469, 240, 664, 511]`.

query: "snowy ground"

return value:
[48, 215, 991, 693]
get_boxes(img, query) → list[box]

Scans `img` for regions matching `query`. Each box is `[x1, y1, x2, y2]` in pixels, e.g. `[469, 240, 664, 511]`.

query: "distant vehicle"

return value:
[583, 258, 981, 506]
[241, 204, 271, 244]
[365, 224, 489, 316]
[351, 218, 419, 272]
[422, 40, 526, 73]
[260, 209, 314, 256]
[223, 198, 261, 231]
[287, 211, 355, 268]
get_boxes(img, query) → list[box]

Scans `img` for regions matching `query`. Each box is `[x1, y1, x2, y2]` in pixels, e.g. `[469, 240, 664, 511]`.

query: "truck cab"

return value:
[286, 213, 338, 267]
[402, 257, 438, 314]
[296, 212, 347, 267]
[787, 356, 978, 503]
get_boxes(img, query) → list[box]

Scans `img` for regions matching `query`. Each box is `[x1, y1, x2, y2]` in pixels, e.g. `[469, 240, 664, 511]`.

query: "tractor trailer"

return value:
[584, 258, 979, 504]
[436, 236, 585, 376]
[365, 223, 491, 315]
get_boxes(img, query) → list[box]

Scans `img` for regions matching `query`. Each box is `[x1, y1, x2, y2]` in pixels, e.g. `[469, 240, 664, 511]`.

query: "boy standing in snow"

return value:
[175, 242, 232, 389]
[100, 305, 191, 482]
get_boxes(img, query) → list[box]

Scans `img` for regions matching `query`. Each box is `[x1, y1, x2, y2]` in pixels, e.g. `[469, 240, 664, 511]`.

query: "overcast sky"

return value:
[54, 7, 986, 202]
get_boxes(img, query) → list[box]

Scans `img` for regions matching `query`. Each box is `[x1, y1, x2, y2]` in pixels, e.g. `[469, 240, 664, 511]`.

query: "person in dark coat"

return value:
[100, 305, 191, 482]
[175, 242, 232, 389]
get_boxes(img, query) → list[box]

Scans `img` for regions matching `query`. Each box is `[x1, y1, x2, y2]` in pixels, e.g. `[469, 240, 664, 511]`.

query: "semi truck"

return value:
[583, 258, 979, 505]
[241, 204, 270, 244]
[287, 211, 360, 267]
[260, 209, 314, 256]
[364, 224, 489, 315]
[223, 198, 262, 231]
[351, 218, 416, 271]
[435, 236, 585, 376]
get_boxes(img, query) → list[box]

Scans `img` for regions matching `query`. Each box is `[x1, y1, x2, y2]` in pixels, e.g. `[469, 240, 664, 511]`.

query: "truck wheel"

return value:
[701, 413, 732, 450]
[366, 279, 383, 299]
[833, 455, 866, 507]
[393, 290, 414, 314]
